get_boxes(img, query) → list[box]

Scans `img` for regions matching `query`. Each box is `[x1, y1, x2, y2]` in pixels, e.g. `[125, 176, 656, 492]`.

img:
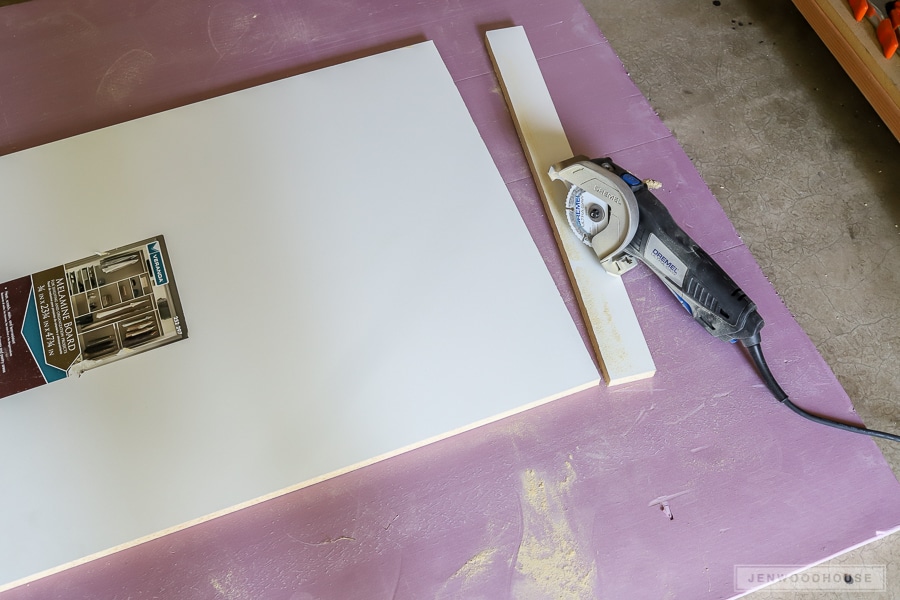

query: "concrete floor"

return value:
[580, 0, 900, 598]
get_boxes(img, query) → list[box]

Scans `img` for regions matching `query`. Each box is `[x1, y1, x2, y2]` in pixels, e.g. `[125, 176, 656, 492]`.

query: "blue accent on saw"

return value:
[675, 295, 693, 316]
[22, 287, 67, 384]
[621, 172, 642, 188]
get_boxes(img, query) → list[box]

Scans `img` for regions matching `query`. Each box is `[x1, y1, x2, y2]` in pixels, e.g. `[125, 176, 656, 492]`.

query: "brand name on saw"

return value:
[651, 248, 679, 275]
[592, 186, 619, 205]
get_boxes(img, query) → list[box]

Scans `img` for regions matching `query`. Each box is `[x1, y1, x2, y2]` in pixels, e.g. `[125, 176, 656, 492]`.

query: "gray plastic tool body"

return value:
[551, 157, 764, 345]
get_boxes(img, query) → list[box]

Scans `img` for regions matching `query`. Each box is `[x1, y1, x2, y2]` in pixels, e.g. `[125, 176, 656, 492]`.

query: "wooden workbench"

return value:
[792, 0, 900, 141]
[1, 0, 899, 598]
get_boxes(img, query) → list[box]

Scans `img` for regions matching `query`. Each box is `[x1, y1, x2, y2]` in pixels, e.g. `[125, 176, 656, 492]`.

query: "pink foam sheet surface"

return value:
[2, 0, 899, 598]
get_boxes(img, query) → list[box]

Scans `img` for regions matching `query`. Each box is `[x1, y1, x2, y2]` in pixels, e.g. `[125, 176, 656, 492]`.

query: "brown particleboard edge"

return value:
[485, 26, 656, 385]
[791, 0, 900, 142]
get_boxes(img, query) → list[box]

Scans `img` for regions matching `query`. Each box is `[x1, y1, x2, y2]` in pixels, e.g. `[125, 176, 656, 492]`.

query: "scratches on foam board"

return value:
[647, 489, 692, 507]
[290, 535, 356, 547]
[208, 2, 257, 57]
[621, 404, 655, 437]
[95, 49, 156, 106]
[666, 401, 706, 425]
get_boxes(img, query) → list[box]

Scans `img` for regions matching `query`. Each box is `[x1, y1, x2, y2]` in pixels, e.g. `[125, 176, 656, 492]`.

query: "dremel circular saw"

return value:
[550, 156, 900, 444]
[549, 156, 763, 345]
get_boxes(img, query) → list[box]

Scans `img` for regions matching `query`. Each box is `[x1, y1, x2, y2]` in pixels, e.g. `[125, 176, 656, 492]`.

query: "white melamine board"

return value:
[485, 27, 656, 385]
[0, 41, 599, 586]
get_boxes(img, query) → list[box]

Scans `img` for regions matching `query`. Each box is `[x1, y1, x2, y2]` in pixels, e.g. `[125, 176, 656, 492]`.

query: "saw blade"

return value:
[565, 185, 609, 246]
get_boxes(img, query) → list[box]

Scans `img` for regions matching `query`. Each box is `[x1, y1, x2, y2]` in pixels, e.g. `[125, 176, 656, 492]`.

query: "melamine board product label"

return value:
[0, 236, 187, 400]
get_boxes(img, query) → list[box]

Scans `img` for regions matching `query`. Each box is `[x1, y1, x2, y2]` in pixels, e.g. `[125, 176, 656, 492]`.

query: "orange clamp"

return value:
[877, 18, 899, 58]
[849, 0, 870, 20]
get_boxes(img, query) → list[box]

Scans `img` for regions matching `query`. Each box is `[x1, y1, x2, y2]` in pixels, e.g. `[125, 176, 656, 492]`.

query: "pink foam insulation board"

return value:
[1, 0, 899, 598]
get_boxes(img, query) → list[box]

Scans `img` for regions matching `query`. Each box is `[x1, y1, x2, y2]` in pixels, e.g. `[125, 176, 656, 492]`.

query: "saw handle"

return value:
[597, 160, 764, 345]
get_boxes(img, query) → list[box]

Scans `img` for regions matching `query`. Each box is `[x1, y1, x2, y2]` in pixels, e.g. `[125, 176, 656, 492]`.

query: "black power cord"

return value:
[744, 342, 900, 443]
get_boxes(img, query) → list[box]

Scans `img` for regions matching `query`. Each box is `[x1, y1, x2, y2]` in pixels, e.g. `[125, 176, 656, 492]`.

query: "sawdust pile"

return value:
[513, 464, 597, 599]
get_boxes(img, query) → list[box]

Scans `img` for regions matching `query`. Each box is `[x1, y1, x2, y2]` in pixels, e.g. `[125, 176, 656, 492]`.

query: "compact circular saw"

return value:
[551, 156, 900, 444]
[549, 156, 763, 345]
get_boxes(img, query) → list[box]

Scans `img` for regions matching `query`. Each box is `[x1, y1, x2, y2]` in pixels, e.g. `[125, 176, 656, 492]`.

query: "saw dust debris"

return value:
[448, 548, 500, 585]
[435, 547, 501, 599]
[514, 465, 597, 599]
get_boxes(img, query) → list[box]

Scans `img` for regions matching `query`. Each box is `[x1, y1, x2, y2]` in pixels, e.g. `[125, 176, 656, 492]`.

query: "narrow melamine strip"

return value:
[486, 26, 656, 385]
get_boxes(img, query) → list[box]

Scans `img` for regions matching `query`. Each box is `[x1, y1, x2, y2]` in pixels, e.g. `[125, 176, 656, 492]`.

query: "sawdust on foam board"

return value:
[444, 547, 501, 588]
[209, 571, 253, 600]
[514, 462, 597, 599]
[456, 547, 500, 580]
[434, 546, 502, 600]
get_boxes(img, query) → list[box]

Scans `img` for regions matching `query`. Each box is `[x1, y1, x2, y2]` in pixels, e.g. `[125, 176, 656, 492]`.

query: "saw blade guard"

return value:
[549, 158, 640, 264]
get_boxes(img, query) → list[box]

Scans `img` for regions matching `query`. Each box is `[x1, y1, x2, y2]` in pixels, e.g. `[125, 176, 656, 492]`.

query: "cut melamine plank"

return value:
[0, 41, 599, 587]
[486, 26, 656, 385]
